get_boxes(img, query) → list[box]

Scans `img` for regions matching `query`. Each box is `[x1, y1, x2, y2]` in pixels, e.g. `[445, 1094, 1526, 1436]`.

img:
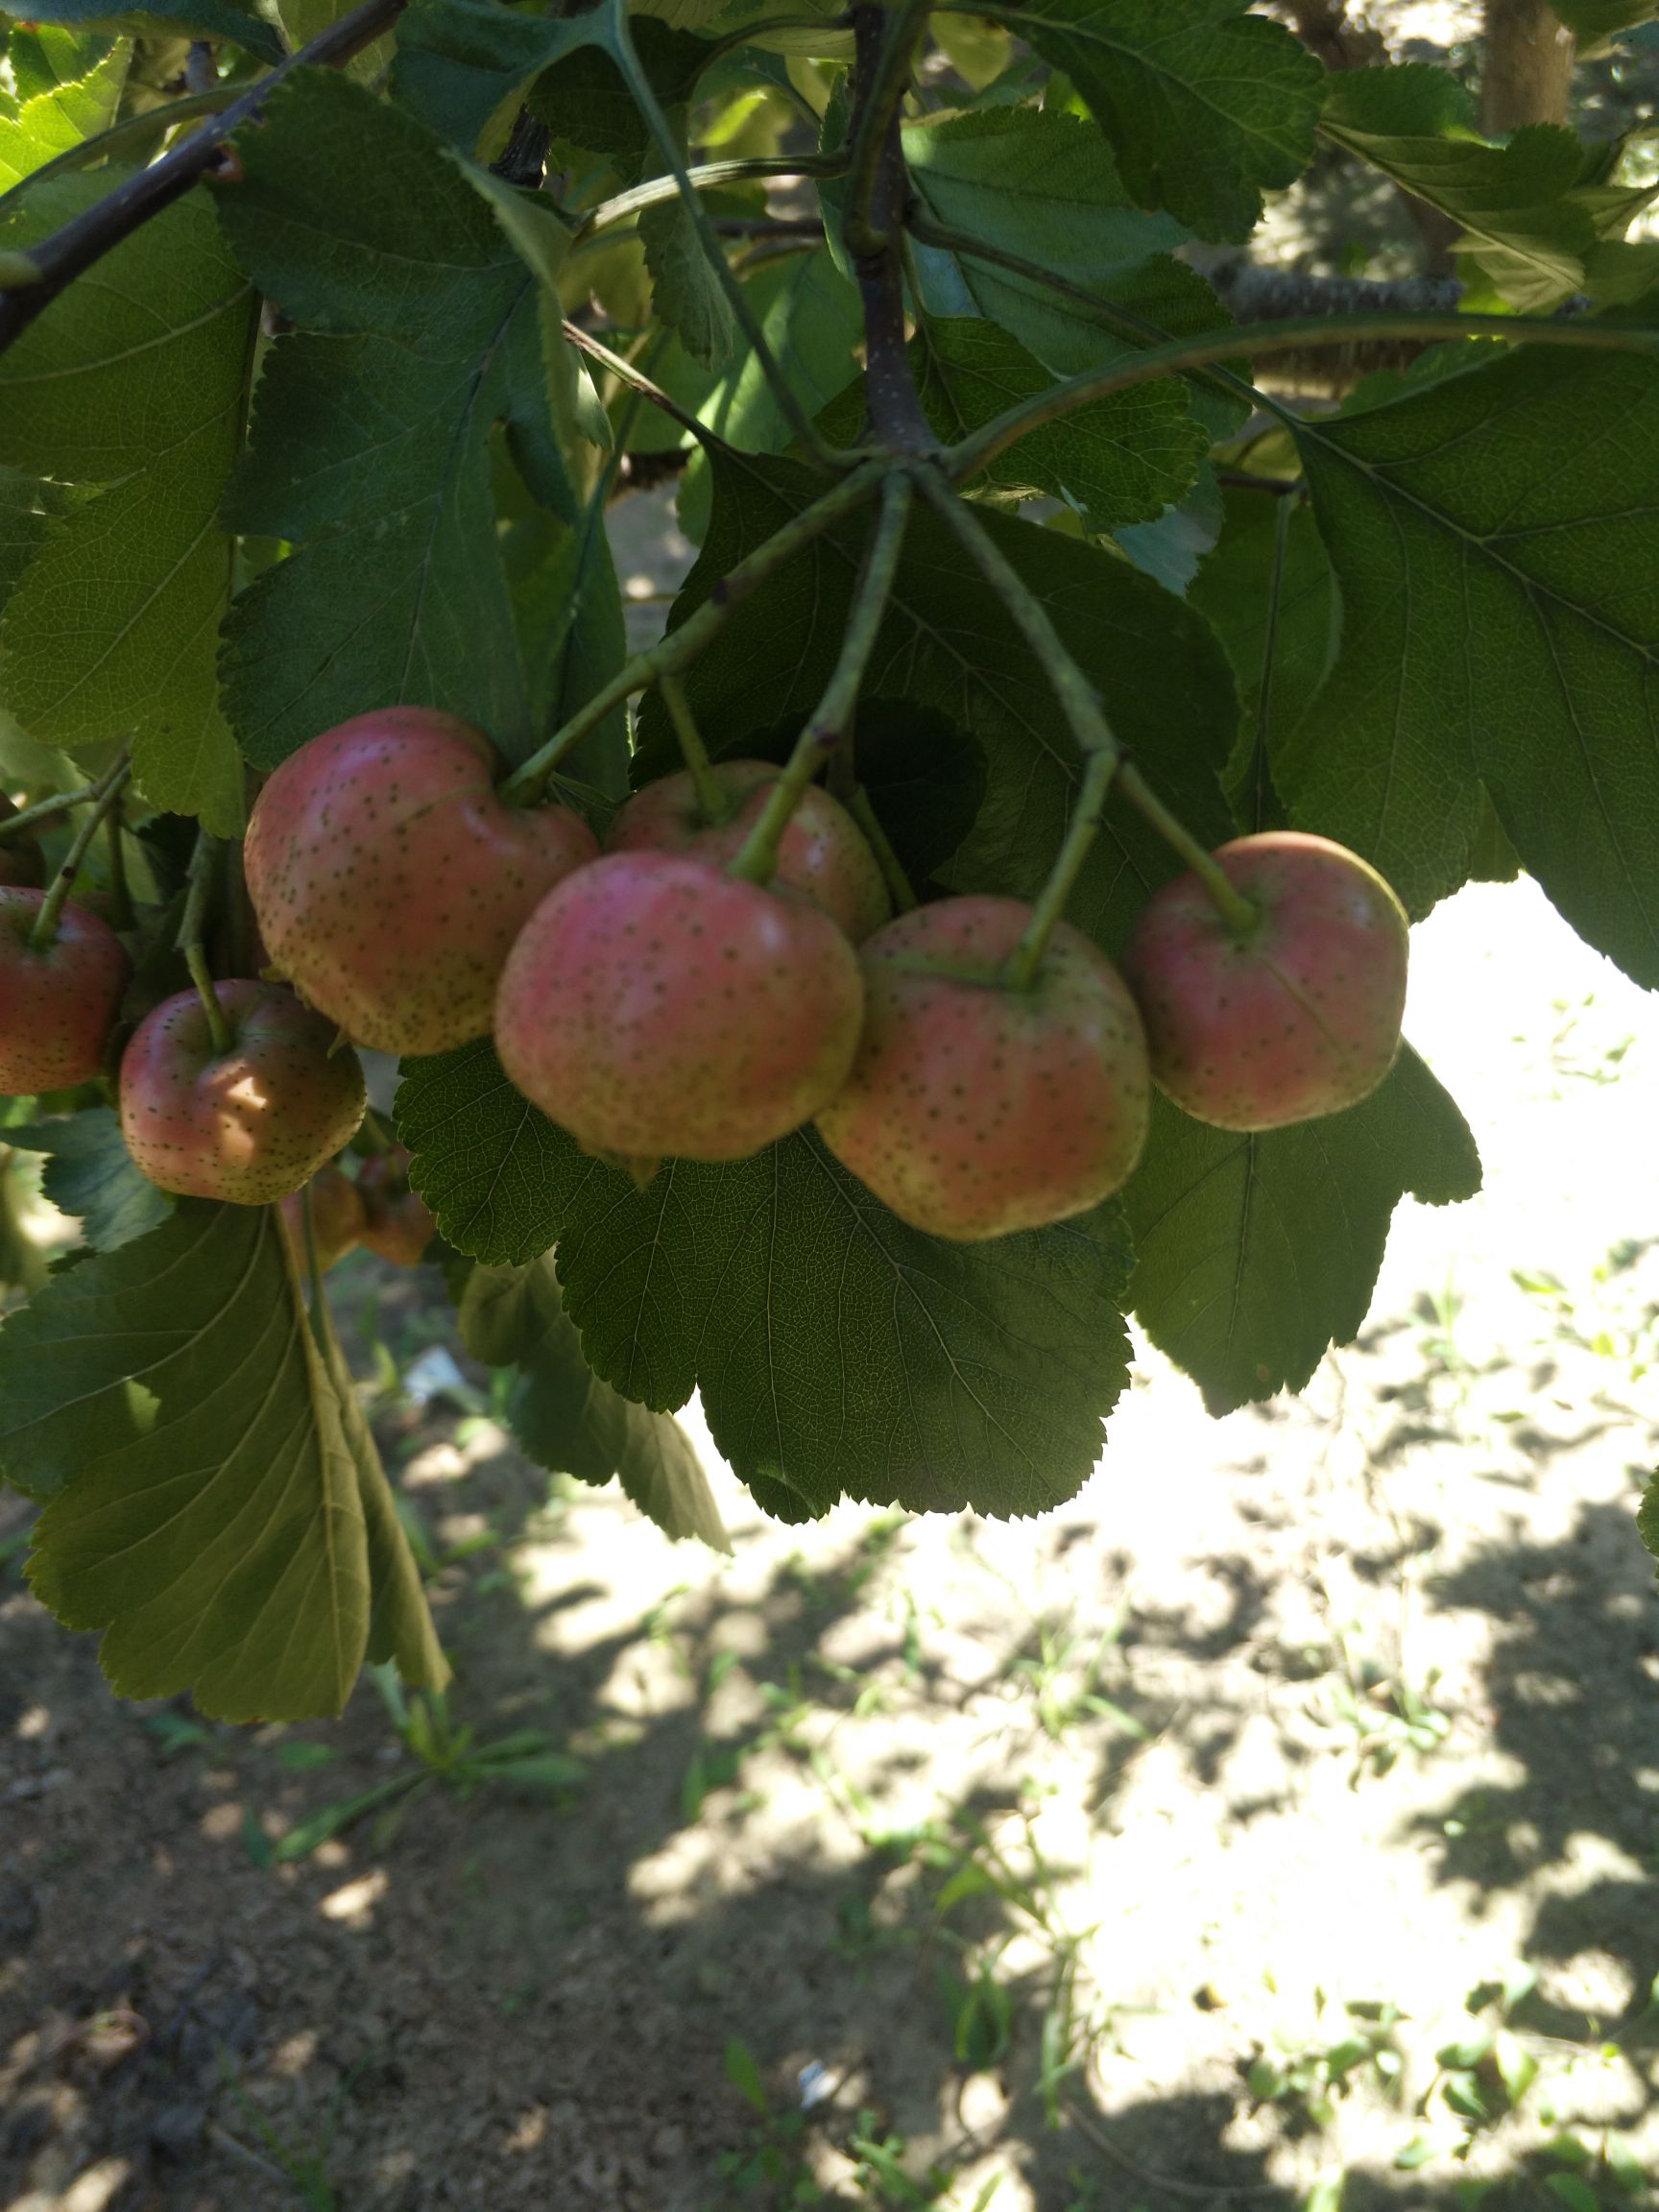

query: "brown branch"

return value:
[846, 3, 936, 454]
[0, 0, 406, 360]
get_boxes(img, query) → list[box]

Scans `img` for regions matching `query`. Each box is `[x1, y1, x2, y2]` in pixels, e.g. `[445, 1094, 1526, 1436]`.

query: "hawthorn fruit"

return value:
[494, 851, 864, 1164]
[280, 1162, 367, 1271]
[120, 980, 368, 1204]
[608, 760, 891, 941]
[0, 797, 45, 891]
[1123, 830, 1409, 1131]
[357, 1146, 436, 1265]
[0, 890, 131, 1095]
[816, 895, 1150, 1239]
[245, 708, 598, 1058]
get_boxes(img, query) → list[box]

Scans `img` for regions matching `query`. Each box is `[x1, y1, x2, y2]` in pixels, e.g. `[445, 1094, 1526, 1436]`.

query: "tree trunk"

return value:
[1480, 0, 1575, 132]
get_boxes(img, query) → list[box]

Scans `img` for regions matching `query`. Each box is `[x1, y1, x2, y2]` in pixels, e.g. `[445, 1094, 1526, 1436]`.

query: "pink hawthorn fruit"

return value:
[357, 1146, 437, 1265]
[1123, 830, 1409, 1132]
[0, 889, 131, 1094]
[607, 760, 891, 941]
[0, 796, 45, 891]
[120, 980, 368, 1204]
[280, 1162, 367, 1271]
[244, 708, 598, 1058]
[815, 895, 1150, 1240]
[494, 851, 864, 1164]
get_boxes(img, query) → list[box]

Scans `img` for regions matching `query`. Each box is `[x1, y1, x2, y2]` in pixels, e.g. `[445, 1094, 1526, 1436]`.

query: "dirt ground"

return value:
[6, 481, 1659, 2211]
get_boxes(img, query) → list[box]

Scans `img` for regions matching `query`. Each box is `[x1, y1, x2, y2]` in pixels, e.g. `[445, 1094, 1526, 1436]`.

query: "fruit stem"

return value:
[28, 753, 132, 950]
[498, 462, 886, 807]
[1002, 749, 1117, 992]
[1116, 764, 1260, 936]
[914, 469, 1263, 940]
[728, 469, 912, 886]
[0, 777, 100, 841]
[179, 830, 234, 1056]
[104, 782, 135, 930]
[847, 783, 918, 914]
[659, 674, 731, 825]
[911, 466, 1118, 759]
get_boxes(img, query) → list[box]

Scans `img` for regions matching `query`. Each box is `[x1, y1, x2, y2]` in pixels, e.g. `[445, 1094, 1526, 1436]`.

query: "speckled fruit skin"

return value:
[0, 890, 130, 1094]
[494, 851, 865, 1162]
[244, 709, 599, 1057]
[357, 1147, 436, 1265]
[608, 760, 891, 941]
[0, 797, 45, 890]
[120, 980, 368, 1205]
[815, 896, 1150, 1241]
[1122, 830, 1409, 1132]
[280, 1163, 366, 1271]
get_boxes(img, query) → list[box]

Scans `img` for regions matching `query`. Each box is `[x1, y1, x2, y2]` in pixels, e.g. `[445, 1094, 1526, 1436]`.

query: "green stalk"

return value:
[946, 310, 1659, 486]
[104, 782, 134, 931]
[1116, 764, 1259, 936]
[913, 470, 1260, 935]
[28, 756, 132, 950]
[608, 0, 836, 467]
[911, 467, 1117, 757]
[847, 783, 917, 914]
[1003, 749, 1117, 991]
[0, 778, 102, 841]
[498, 461, 886, 805]
[574, 153, 846, 241]
[1241, 490, 1296, 834]
[179, 830, 233, 1056]
[659, 674, 730, 822]
[842, 0, 934, 258]
[729, 469, 912, 884]
[562, 320, 709, 445]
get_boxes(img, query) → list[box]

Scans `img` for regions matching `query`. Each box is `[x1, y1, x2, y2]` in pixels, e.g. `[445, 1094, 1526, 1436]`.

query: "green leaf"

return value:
[638, 191, 734, 369]
[1122, 1046, 1480, 1414]
[19, 0, 283, 62]
[398, 1043, 1136, 1521]
[902, 107, 1246, 438]
[497, 469, 631, 797]
[1549, 2, 1655, 36]
[217, 70, 543, 770]
[1319, 66, 1634, 312]
[908, 314, 1207, 528]
[9, 1109, 174, 1251]
[395, 1038, 575, 1267]
[1279, 346, 1659, 985]
[527, 18, 709, 168]
[390, 0, 610, 152]
[459, 1256, 729, 1548]
[0, 180, 253, 831]
[636, 450, 1239, 954]
[997, 0, 1323, 241]
[2, 1203, 372, 1721]
[0, 35, 126, 192]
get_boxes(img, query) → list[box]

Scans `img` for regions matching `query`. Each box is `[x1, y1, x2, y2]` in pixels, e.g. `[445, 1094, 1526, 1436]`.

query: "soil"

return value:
[5, 496, 1659, 2211]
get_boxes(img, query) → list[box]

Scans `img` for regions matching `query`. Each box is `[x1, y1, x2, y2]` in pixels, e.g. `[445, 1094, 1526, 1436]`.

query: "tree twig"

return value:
[0, 0, 408, 360]
[846, 3, 937, 453]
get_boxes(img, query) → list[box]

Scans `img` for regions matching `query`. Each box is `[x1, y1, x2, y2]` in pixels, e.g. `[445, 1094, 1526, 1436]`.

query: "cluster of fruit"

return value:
[0, 704, 1409, 1245]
